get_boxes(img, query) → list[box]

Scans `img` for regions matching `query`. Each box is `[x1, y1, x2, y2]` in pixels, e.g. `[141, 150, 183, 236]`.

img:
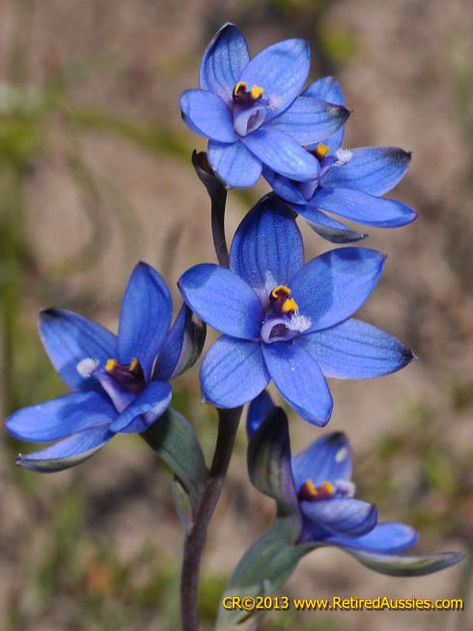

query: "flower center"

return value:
[104, 357, 145, 393]
[232, 81, 267, 136]
[298, 478, 356, 502]
[295, 145, 355, 202]
[77, 356, 146, 413]
[269, 285, 299, 315]
[232, 81, 264, 105]
[260, 284, 311, 344]
[309, 143, 330, 161]
[298, 479, 335, 502]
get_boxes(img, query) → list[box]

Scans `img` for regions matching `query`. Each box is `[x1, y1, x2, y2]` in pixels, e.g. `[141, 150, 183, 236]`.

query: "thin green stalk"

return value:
[180, 407, 242, 631]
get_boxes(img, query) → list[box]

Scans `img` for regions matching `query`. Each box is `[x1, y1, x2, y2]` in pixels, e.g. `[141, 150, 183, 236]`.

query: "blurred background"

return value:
[0, 0, 472, 629]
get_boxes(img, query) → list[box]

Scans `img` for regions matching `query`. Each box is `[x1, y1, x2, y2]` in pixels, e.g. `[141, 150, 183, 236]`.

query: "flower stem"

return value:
[180, 406, 242, 631]
[210, 185, 229, 267]
[192, 150, 229, 267]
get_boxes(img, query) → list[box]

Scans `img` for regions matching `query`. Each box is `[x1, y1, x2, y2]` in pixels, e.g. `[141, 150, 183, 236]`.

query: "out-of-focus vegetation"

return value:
[1, 1, 471, 630]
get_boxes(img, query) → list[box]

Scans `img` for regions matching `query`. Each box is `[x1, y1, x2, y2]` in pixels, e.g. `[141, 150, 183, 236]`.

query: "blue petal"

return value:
[246, 390, 275, 439]
[201, 336, 269, 407]
[16, 425, 113, 472]
[303, 77, 345, 151]
[267, 96, 349, 145]
[240, 38, 310, 120]
[262, 168, 307, 205]
[292, 432, 352, 490]
[321, 147, 412, 195]
[262, 341, 333, 426]
[6, 391, 116, 442]
[110, 381, 172, 433]
[308, 186, 416, 228]
[328, 522, 419, 554]
[154, 304, 206, 381]
[39, 308, 116, 390]
[242, 127, 319, 181]
[178, 264, 262, 340]
[301, 498, 377, 537]
[300, 319, 414, 379]
[303, 77, 344, 104]
[180, 90, 236, 142]
[294, 205, 367, 243]
[199, 23, 249, 103]
[117, 263, 172, 379]
[230, 194, 304, 290]
[290, 248, 385, 332]
[208, 140, 262, 188]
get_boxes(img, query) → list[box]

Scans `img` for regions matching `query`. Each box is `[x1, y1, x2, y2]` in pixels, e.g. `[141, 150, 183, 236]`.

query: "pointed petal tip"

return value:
[39, 307, 59, 320]
[389, 147, 413, 163]
[446, 551, 466, 565]
[401, 206, 417, 224]
[326, 430, 349, 445]
[311, 399, 334, 427]
[338, 105, 351, 121]
[211, 22, 240, 39]
[368, 249, 388, 272]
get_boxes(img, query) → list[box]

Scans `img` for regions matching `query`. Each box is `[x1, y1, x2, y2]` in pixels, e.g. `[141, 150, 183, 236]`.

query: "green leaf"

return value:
[217, 518, 309, 629]
[347, 549, 464, 576]
[172, 476, 193, 534]
[142, 408, 207, 512]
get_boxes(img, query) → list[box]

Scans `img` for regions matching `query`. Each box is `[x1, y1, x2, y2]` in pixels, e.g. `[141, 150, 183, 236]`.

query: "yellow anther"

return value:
[233, 81, 248, 96]
[281, 297, 299, 314]
[129, 357, 138, 371]
[271, 285, 291, 300]
[250, 84, 264, 99]
[304, 479, 318, 497]
[320, 481, 335, 495]
[299, 478, 336, 502]
[314, 144, 330, 160]
[105, 358, 117, 373]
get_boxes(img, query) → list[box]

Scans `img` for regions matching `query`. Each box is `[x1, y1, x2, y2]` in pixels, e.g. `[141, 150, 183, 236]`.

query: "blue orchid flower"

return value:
[6, 262, 205, 472]
[263, 76, 416, 242]
[247, 393, 463, 575]
[180, 24, 350, 189]
[178, 195, 414, 426]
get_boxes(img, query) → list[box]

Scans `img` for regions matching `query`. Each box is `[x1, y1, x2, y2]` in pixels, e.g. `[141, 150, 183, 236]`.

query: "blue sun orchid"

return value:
[180, 24, 350, 189]
[178, 194, 414, 426]
[5, 262, 205, 472]
[247, 394, 463, 575]
[263, 76, 416, 243]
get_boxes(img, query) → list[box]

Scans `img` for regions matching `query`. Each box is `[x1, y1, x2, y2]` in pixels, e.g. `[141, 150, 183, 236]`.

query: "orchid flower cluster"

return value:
[5, 23, 462, 631]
